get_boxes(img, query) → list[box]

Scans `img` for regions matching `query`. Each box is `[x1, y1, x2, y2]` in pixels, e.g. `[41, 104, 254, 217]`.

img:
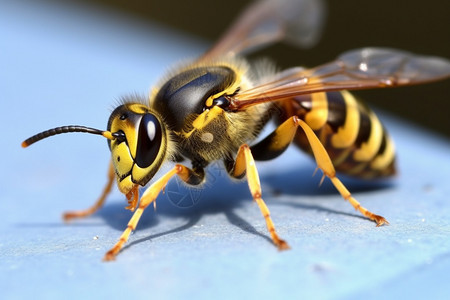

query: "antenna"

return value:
[22, 125, 116, 147]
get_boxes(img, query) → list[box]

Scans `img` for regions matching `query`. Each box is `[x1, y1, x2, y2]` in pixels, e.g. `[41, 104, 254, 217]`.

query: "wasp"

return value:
[22, 0, 450, 261]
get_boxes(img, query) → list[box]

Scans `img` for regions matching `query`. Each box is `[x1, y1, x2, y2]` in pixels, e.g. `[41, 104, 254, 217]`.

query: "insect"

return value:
[22, 0, 450, 261]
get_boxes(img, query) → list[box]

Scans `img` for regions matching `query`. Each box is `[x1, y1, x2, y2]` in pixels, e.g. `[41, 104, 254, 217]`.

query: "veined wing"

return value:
[200, 0, 326, 61]
[229, 48, 450, 110]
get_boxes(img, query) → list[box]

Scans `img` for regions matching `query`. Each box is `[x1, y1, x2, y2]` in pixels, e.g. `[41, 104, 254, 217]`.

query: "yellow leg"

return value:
[234, 144, 290, 250]
[103, 164, 196, 261]
[63, 162, 115, 222]
[293, 116, 388, 226]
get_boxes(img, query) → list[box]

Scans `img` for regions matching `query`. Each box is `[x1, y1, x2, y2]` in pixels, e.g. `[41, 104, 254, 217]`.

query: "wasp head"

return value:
[107, 103, 168, 193]
[22, 102, 169, 195]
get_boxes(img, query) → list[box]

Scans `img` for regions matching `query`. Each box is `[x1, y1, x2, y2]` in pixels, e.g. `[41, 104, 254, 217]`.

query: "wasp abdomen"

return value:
[279, 91, 396, 179]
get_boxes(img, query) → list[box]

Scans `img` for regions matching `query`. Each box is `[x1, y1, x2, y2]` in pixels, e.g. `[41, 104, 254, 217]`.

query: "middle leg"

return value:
[227, 144, 290, 250]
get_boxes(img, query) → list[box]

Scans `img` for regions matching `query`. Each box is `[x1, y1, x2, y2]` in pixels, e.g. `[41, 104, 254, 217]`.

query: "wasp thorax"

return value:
[152, 65, 237, 131]
[107, 103, 167, 192]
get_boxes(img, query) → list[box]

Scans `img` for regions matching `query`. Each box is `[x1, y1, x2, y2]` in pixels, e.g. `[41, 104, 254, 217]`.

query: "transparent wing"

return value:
[200, 0, 326, 61]
[229, 48, 450, 110]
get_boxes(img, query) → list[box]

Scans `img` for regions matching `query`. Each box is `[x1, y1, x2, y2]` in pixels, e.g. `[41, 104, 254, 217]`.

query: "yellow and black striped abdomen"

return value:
[278, 91, 396, 179]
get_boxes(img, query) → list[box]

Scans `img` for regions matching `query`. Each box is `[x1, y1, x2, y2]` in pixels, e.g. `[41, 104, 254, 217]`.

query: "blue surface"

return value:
[2, 1, 450, 299]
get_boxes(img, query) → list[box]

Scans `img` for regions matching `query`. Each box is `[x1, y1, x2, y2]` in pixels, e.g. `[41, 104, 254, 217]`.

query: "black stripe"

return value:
[326, 92, 346, 132]
[375, 130, 387, 157]
[354, 109, 372, 148]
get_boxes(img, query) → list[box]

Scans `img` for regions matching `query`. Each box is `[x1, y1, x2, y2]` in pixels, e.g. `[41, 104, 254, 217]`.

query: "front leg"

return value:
[63, 162, 115, 222]
[227, 144, 290, 250]
[104, 164, 205, 261]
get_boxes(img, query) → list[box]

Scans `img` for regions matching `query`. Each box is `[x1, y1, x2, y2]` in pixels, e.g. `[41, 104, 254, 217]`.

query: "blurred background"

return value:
[11, 0, 450, 136]
[81, 0, 450, 137]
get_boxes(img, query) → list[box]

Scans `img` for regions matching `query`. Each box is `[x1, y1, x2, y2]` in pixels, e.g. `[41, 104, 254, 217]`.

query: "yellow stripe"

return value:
[331, 91, 360, 148]
[183, 106, 224, 139]
[371, 135, 396, 170]
[353, 112, 383, 162]
[305, 92, 328, 130]
[192, 106, 223, 130]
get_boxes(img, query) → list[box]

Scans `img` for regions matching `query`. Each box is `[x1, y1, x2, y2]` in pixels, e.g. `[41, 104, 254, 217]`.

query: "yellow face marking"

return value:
[109, 104, 148, 165]
[305, 92, 328, 130]
[117, 175, 134, 194]
[108, 117, 138, 190]
[331, 91, 360, 148]
[371, 135, 396, 170]
[353, 112, 383, 162]
[112, 141, 135, 178]
[126, 103, 149, 114]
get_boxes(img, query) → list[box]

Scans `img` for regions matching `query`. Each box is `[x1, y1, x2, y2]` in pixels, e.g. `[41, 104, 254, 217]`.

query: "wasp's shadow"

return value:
[96, 161, 394, 249]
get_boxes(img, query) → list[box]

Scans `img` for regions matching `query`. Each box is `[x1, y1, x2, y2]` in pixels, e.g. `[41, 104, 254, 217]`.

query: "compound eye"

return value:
[135, 114, 162, 168]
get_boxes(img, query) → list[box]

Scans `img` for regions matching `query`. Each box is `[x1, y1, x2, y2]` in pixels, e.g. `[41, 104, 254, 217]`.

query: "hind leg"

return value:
[251, 116, 388, 226]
